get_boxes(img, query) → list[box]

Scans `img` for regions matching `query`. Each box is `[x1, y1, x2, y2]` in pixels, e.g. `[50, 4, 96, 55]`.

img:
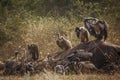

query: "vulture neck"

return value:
[57, 33, 63, 40]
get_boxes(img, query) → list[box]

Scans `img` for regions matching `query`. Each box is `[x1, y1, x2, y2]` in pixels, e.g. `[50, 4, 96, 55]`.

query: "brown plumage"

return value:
[0, 61, 4, 71]
[56, 33, 72, 50]
[28, 44, 39, 61]
[75, 27, 89, 43]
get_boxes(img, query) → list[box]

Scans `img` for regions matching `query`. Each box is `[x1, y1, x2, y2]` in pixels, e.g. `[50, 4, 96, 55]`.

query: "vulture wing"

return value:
[84, 18, 96, 37]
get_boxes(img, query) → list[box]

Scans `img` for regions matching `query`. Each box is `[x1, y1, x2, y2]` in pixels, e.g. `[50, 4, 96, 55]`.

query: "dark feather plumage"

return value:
[84, 18, 108, 41]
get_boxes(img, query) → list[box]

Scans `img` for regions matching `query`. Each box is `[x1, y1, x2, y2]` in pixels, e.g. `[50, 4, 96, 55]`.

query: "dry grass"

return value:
[1, 17, 120, 59]
[0, 71, 120, 80]
[0, 17, 120, 80]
